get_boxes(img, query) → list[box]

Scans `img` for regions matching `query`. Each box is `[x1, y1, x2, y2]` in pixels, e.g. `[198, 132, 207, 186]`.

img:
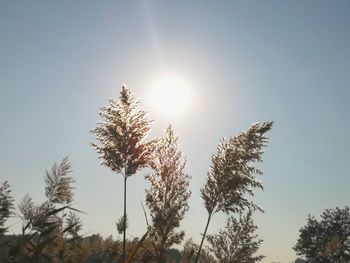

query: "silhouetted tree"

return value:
[0, 181, 14, 235]
[207, 211, 265, 263]
[145, 126, 191, 263]
[195, 122, 273, 262]
[91, 86, 154, 262]
[294, 206, 350, 263]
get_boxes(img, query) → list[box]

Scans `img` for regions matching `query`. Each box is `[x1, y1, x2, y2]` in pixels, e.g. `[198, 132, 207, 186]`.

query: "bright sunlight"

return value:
[146, 74, 193, 118]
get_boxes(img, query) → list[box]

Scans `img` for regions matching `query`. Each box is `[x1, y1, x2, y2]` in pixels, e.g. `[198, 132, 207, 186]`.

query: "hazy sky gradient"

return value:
[1, 1, 350, 262]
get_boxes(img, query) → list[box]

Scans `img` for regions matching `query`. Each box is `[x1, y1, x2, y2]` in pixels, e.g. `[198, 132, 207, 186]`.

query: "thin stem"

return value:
[123, 173, 127, 263]
[194, 213, 212, 263]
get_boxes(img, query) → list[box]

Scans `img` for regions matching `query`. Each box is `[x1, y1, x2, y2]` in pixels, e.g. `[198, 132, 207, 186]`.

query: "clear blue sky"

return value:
[1, 1, 350, 262]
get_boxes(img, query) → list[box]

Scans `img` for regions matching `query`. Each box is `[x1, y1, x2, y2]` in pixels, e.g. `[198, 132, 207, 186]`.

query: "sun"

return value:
[146, 74, 193, 118]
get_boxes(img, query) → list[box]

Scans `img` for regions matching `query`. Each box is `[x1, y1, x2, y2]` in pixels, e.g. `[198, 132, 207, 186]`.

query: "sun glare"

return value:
[147, 74, 193, 118]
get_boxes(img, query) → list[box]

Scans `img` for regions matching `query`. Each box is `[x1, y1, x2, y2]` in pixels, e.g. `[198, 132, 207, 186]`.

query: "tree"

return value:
[91, 86, 154, 262]
[195, 122, 273, 262]
[206, 211, 265, 263]
[0, 181, 14, 235]
[145, 126, 191, 263]
[294, 206, 350, 263]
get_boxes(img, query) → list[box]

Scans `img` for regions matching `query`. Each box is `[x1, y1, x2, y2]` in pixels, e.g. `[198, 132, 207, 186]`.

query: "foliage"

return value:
[201, 122, 273, 216]
[65, 211, 83, 239]
[0, 181, 14, 235]
[18, 194, 35, 228]
[145, 126, 191, 263]
[116, 214, 128, 235]
[91, 85, 154, 177]
[181, 238, 197, 263]
[0, 86, 275, 263]
[195, 122, 272, 262]
[6, 157, 83, 263]
[206, 211, 265, 263]
[1, 233, 190, 263]
[294, 206, 350, 263]
[91, 85, 155, 262]
[181, 238, 215, 263]
[44, 156, 74, 204]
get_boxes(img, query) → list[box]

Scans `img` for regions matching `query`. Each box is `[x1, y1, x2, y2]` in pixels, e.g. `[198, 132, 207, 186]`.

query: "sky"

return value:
[1, 1, 350, 262]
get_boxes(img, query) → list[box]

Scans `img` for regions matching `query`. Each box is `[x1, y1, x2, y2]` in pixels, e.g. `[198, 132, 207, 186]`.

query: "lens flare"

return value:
[147, 74, 193, 118]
